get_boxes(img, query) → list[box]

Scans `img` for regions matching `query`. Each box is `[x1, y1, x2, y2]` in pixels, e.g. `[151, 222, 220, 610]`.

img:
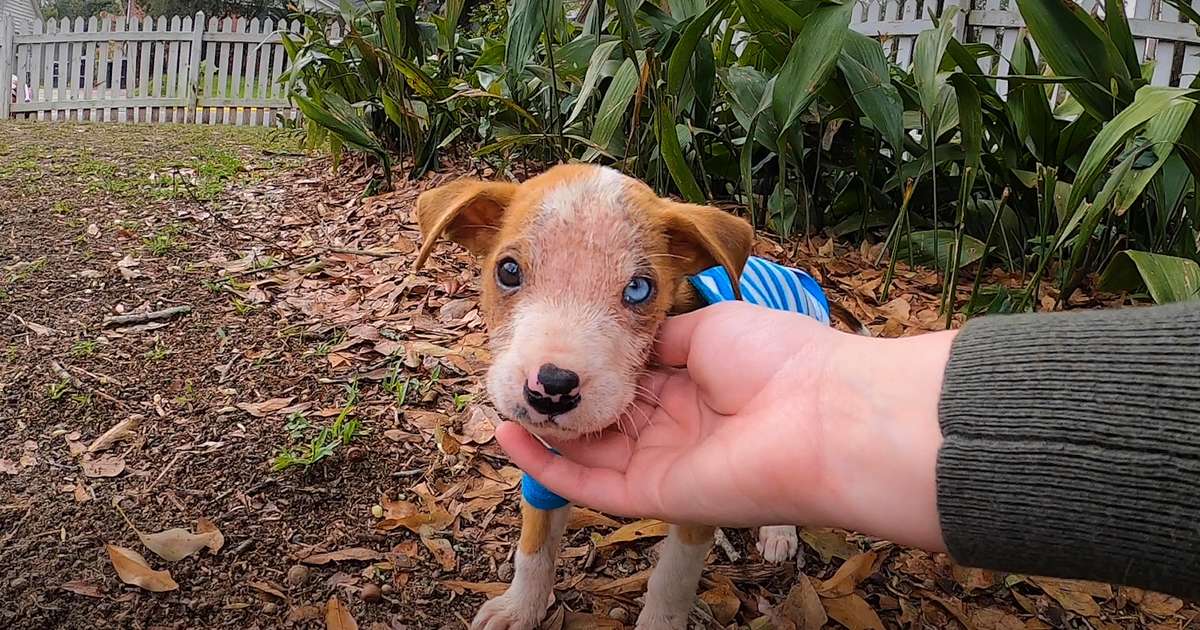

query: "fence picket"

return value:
[137, 16, 152, 121]
[252, 18, 272, 125]
[0, 17, 11, 120]
[111, 16, 126, 121]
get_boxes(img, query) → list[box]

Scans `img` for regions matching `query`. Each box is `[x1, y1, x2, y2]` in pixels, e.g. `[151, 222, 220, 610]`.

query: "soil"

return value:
[1, 121, 1194, 630]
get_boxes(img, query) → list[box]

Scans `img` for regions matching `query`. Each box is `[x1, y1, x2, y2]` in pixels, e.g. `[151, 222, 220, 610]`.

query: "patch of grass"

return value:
[7, 258, 46, 284]
[453, 393, 475, 412]
[51, 201, 72, 215]
[70, 393, 93, 407]
[285, 412, 311, 440]
[382, 365, 414, 405]
[144, 342, 171, 361]
[144, 225, 186, 256]
[312, 329, 346, 358]
[231, 298, 258, 316]
[271, 408, 361, 472]
[70, 340, 99, 358]
[46, 380, 71, 401]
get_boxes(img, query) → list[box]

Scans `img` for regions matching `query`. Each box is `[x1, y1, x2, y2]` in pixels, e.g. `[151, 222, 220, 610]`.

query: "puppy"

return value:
[415, 164, 861, 630]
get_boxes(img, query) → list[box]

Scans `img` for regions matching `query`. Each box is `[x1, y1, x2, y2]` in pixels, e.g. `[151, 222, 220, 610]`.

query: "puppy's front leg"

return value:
[636, 524, 714, 630]
[472, 499, 569, 630]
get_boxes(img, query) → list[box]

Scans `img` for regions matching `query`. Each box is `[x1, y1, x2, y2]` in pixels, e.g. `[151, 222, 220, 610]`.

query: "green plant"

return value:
[47, 380, 71, 401]
[271, 407, 362, 471]
[285, 412, 312, 439]
[285, 0, 1200, 317]
[144, 342, 171, 361]
[231, 298, 258, 316]
[382, 364, 414, 405]
[144, 225, 185, 256]
[453, 392, 474, 412]
[312, 329, 346, 357]
[70, 340, 99, 357]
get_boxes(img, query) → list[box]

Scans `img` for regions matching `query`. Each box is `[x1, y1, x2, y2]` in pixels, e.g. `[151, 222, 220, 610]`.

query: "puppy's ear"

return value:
[657, 202, 754, 299]
[414, 179, 519, 270]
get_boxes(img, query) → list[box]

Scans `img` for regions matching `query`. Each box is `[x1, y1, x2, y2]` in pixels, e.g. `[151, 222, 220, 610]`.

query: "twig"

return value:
[51, 360, 125, 408]
[67, 365, 125, 388]
[140, 452, 182, 494]
[328, 247, 407, 258]
[5, 312, 59, 336]
[103, 305, 192, 328]
[712, 528, 741, 563]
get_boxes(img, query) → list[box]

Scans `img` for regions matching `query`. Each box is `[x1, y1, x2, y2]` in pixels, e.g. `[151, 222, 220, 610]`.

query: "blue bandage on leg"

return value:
[520, 449, 569, 510]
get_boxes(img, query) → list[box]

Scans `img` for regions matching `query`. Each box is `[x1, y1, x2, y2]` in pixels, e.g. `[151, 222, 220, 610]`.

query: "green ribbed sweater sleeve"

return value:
[937, 300, 1200, 600]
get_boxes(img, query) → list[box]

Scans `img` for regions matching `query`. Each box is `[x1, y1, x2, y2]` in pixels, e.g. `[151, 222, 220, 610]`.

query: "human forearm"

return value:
[938, 301, 1200, 600]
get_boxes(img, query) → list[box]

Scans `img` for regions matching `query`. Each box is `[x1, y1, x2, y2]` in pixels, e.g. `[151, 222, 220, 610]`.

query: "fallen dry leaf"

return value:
[0, 459, 17, 475]
[301, 547, 383, 565]
[375, 491, 453, 533]
[821, 593, 884, 630]
[235, 397, 296, 418]
[563, 611, 624, 629]
[106, 544, 179, 592]
[434, 425, 460, 455]
[698, 575, 740, 625]
[595, 519, 670, 547]
[64, 431, 87, 457]
[420, 529, 456, 571]
[1121, 586, 1184, 618]
[441, 580, 509, 599]
[770, 576, 827, 630]
[952, 564, 998, 592]
[88, 415, 142, 452]
[818, 551, 880, 597]
[459, 404, 498, 444]
[325, 595, 358, 630]
[60, 580, 104, 598]
[140, 525, 222, 562]
[566, 507, 620, 530]
[81, 453, 126, 478]
[248, 580, 287, 600]
[970, 607, 1025, 630]
[582, 569, 651, 595]
[1030, 578, 1108, 617]
[286, 605, 322, 624]
[798, 528, 858, 563]
[196, 517, 224, 552]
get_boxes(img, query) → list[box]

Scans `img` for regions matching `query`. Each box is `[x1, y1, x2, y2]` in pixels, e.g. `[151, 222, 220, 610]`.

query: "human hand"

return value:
[496, 301, 955, 551]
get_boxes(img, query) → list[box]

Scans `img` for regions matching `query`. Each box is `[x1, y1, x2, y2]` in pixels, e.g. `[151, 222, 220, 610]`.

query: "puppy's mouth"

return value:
[509, 403, 590, 439]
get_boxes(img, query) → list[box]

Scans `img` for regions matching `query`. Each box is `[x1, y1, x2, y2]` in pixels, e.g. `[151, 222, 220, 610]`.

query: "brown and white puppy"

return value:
[416, 164, 810, 630]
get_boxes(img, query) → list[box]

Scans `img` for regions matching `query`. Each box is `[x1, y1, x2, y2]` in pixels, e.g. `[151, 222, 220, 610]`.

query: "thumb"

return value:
[495, 421, 639, 517]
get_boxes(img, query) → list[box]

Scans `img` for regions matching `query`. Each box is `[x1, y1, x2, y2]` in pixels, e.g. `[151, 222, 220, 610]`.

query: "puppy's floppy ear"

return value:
[657, 202, 754, 299]
[414, 179, 519, 270]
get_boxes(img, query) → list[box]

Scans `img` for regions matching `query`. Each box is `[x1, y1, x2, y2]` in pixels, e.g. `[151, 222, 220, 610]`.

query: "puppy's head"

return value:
[415, 165, 752, 440]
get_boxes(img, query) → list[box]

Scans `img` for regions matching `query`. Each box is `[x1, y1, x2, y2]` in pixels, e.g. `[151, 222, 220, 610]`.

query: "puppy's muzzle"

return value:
[523, 363, 581, 417]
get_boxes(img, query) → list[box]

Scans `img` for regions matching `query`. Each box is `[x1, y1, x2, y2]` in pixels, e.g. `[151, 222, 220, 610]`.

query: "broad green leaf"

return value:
[668, 0, 706, 19]
[950, 74, 982, 170]
[1105, 0, 1139, 79]
[1066, 86, 1200, 216]
[666, 0, 730, 95]
[587, 56, 640, 157]
[770, 1, 854, 135]
[1007, 32, 1057, 163]
[1062, 143, 1150, 275]
[913, 5, 958, 129]
[1114, 99, 1194, 214]
[506, 0, 553, 83]
[1016, 0, 1132, 120]
[614, 0, 643, 48]
[839, 32, 904, 152]
[565, 39, 623, 126]
[656, 99, 705, 202]
[894, 230, 988, 271]
[1100, 250, 1200, 303]
[720, 66, 779, 151]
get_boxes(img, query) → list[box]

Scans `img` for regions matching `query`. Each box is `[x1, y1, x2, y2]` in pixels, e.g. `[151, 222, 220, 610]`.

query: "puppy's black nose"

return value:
[524, 363, 581, 416]
[537, 363, 580, 396]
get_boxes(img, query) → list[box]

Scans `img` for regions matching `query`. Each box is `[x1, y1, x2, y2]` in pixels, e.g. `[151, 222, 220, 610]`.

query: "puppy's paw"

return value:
[757, 525, 799, 563]
[470, 592, 548, 630]
[634, 608, 688, 630]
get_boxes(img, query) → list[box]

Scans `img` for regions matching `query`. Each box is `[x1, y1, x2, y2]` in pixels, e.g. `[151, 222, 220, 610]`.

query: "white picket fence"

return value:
[0, 12, 304, 124]
[3, 1, 1200, 124]
[853, 0, 1200, 93]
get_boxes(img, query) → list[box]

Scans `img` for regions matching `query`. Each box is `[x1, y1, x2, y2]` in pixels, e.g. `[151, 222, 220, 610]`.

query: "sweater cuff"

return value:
[937, 302, 1200, 600]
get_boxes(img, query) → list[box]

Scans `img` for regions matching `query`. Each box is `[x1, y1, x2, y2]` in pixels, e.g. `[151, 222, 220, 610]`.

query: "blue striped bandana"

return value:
[520, 256, 831, 510]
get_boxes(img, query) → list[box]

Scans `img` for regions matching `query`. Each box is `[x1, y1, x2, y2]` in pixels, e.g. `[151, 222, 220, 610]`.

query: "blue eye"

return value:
[623, 276, 654, 306]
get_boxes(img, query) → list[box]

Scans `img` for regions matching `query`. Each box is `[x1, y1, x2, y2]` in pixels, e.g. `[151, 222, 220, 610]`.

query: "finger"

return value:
[495, 421, 642, 517]
[651, 309, 708, 368]
[542, 429, 635, 470]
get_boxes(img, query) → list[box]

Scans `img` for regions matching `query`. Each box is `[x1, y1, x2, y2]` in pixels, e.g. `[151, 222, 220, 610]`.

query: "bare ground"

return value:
[1, 121, 1195, 630]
